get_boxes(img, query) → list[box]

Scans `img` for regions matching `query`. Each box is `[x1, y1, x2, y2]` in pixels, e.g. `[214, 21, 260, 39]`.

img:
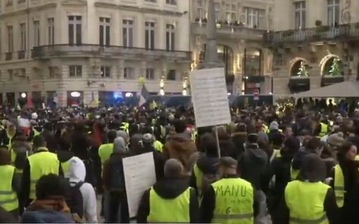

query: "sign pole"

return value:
[214, 126, 221, 158]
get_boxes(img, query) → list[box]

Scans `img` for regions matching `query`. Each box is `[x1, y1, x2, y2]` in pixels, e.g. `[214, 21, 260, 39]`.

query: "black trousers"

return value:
[105, 192, 130, 223]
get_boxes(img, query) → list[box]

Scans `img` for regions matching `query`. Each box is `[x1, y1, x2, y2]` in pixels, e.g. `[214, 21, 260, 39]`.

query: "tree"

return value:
[297, 61, 308, 77]
[329, 58, 341, 76]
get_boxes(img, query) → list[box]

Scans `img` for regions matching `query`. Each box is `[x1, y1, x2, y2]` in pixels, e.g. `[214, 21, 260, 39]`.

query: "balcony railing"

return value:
[5, 52, 13, 61]
[191, 21, 266, 41]
[18, 51, 26, 59]
[264, 23, 359, 44]
[32, 44, 192, 61]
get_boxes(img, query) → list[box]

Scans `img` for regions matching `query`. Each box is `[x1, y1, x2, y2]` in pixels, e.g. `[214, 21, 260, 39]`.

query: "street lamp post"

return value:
[159, 76, 165, 96]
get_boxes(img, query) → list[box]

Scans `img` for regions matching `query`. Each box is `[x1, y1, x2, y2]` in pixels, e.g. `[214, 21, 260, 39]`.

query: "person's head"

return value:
[218, 157, 237, 177]
[113, 137, 128, 154]
[36, 174, 67, 200]
[306, 138, 324, 155]
[117, 130, 129, 144]
[33, 135, 46, 149]
[200, 133, 218, 157]
[164, 159, 184, 178]
[282, 136, 300, 156]
[247, 133, 258, 144]
[107, 130, 117, 143]
[337, 141, 358, 162]
[172, 119, 187, 134]
[0, 147, 11, 165]
[301, 154, 326, 182]
[282, 126, 293, 138]
[6, 123, 16, 135]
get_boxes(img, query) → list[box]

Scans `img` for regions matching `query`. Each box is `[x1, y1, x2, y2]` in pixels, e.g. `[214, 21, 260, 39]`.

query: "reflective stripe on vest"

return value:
[211, 178, 254, 224]
[285, 180, 330, 224]
[334, 165, 345, 208]
[319, 123, 328, 137]
[147, 187, 191, 222]
[28, 149, 60, 199]
[0, 165, 18, 212]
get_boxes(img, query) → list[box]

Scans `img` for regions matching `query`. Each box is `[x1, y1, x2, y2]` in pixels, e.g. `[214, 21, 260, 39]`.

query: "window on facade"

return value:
[196, 0, 205, 19]
[214, 3, 220, 21]
[68, 16, 82, 45]
[6, 0, 13, 6]
[123, 19, 134, 47]
[69, 65, 82, 77]
[100, 66, 111, 78]
[145, 21, 155, 50]
[20, 23, 26, 51]
[47, 18, 55, 45]
[294, 1, 306, 29]
[145, 0, 156, 2]
[33, 20, 40, 47]
[166, 0, 176, 5]
[243, 7, 265, 28]
[7, 26, 13, 52]
[8, 69, 13, 81]
[327, 0, 339, 27]
[145, 68, 155, 80]
[99, 17, 110, 46]
[225, 3, 237, 22]
[167, 69, 176, 80]
[49, 66, 56, 78]
[165, 24, 175, 51]
[124, 67, 134, 79]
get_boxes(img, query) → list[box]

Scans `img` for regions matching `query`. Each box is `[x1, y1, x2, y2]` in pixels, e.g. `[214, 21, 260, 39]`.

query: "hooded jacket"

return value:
[163, 132, 197, 173]
[68, 157, 97, 222]
[137, 178, 199, 223]
[239, 143, 268, 190]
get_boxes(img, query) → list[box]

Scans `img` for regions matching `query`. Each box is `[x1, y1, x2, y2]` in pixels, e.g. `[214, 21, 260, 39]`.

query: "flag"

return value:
[138, 84, 149, 107]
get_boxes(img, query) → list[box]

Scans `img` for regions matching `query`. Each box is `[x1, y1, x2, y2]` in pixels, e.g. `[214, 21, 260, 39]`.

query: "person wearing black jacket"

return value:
[137, 158, 199, 223]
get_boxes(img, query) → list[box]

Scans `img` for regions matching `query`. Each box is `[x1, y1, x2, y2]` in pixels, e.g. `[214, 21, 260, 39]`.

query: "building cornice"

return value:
[61, 0, 87, 6]
[94, 2, 183, 17]
[0, 3, 57, 18]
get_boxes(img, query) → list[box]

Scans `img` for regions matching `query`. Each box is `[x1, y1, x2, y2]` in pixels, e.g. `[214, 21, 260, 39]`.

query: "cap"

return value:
[217, 157, 238, 168]
[143, 133, 154, 143]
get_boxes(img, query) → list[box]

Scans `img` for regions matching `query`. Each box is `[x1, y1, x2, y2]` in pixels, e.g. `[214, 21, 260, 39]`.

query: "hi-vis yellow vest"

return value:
[285, 180, 330, 224]
[0, 165, 18, 211]
[290, 159, 300, 180]
[147, 187, 191, 223]
[98, 143, 114, 165]
[334, 164, 345, 208]
[319, 122, 328, 137]
[211, 178, 254, 224]
[28, 149, 60, 199]
[153, 140, 163, 152]
[61, 160, 72, 178]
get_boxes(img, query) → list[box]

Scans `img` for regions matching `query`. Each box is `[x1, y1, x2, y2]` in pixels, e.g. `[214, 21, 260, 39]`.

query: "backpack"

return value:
[109, 162, 125, 192]
[66, 181, 84, 220]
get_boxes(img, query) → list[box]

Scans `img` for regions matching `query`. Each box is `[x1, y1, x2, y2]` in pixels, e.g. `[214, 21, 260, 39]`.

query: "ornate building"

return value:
[0, 0, 191, 107]
[265, 0, 359, 95]
[189, 0, 274, 94]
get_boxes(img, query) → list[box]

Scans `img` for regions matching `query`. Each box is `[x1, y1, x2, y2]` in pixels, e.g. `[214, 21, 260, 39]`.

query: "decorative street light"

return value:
[159, 76, 165, 96]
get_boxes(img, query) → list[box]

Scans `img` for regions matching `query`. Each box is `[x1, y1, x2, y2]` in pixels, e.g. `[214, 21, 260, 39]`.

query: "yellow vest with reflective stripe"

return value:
[61, 160, 72, 178]
[147, 187, 191, 223]
[211, 178, 254, 224]
[0, 165, 18, 211]
[28, 149, 60, 199]
[319, 122, 328, 137]
[334, 164, 345, 208]
[285, 180, 330, 224]
[153, 140, 163, 152]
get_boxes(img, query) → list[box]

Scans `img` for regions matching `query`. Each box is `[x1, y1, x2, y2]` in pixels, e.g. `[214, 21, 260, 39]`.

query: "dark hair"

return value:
[283, 137, 300, 155]
[337, 141, 354, 163]
[107, 130, 117, 143]
[0, 148, 11, 165]
[36, 174, 66, 200]
[33, 135, 46, 148]
[306, 138, 323, 153]
[247, 133, 258, 144]
[200, 133, 218, 157]
[172, 119, 187, 133]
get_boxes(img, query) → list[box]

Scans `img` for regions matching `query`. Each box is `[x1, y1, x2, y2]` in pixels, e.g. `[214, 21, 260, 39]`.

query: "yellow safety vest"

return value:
[28, 149, 60, 199]
[33, 128, 41, 137]
[120, 122, 129, 134]
[334, 164, 345, 208]
[193, 164, 203, 195]
[147, 187, 191, 223]
[0, 165, 18, 211]
[98, 143, 114, 165]
[263, 124, 269, 133]
[61, 160, 72, 178]
[153, 140, 163, 152]
[285, 180, 330, 224]
[319, 122, 328, 137]
[211, 178, 254, 224]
